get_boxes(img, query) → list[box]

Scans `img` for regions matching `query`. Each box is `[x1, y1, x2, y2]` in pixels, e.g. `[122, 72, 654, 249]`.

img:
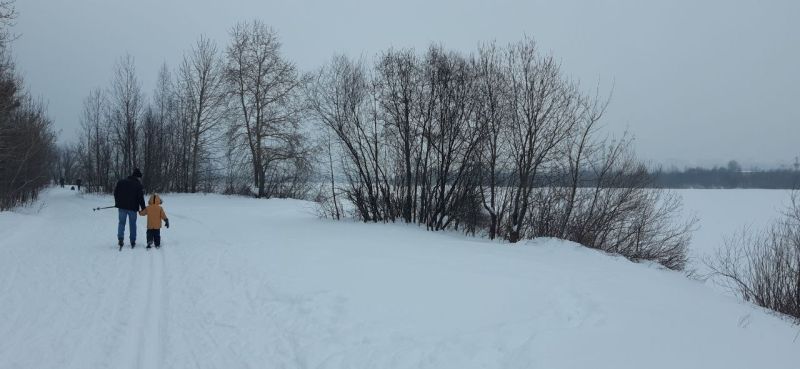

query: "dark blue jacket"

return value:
[114, 176, 146, 211]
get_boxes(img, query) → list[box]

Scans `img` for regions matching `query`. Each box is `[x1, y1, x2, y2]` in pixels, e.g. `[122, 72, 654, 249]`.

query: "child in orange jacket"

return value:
[139, 193, 169, 249]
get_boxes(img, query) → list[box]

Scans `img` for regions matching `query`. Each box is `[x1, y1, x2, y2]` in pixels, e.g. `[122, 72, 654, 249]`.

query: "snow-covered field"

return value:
[677, 189, 793, 272]
[0, 188, 798, 368]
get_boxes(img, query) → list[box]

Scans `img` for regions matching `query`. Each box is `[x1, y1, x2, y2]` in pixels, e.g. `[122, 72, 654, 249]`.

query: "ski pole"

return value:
[93, 206, 115, 211]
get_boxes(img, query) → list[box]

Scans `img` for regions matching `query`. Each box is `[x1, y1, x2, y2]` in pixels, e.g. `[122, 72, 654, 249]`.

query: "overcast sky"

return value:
[12, 0, 800, 168]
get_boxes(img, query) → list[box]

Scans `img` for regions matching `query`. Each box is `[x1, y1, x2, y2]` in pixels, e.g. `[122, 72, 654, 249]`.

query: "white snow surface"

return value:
[677, 189, 793, 272]
[0, 188, 798, 368]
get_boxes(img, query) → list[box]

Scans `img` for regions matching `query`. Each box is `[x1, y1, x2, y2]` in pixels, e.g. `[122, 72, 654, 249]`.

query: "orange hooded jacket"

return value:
[139, 194, 168, 230]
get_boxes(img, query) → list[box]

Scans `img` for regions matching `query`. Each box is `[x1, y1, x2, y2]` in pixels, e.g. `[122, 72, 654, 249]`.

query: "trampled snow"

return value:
[0, 188, 798, 368]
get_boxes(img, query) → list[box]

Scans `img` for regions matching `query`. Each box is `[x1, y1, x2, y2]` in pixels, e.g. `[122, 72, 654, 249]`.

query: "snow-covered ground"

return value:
[677, 189, 793, 273]
[0, 188, 798, 368]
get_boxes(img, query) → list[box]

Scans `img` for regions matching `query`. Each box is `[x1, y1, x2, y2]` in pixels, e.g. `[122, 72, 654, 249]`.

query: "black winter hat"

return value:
[132, 168, 143, 178]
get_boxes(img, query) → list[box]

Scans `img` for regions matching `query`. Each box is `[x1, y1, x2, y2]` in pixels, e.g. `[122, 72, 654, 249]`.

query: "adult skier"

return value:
[113, 168, 146, 250]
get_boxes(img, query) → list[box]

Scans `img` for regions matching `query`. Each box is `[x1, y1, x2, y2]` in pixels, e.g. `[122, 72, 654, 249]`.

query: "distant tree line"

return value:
[0, 1, 57, 210]
[653, 160, 800, 189]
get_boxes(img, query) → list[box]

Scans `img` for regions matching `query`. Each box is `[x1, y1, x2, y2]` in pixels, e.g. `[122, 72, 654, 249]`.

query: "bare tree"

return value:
[225, 21, 306, 198]
[503, 38, 581, 242]
[140, 106, 161, 191]
[108, 54, 143, 178]
[474, 42, 511, 239]
[375, 48, 421, 223]
[418, 46, 482, 231]
[75, 89, 113, 192]
[177, 36, 228, 193]
[307, 55, 389, 220]
[0, 1, 16, 50]
[708, 192, 800, 321]
[221, 116, 252, 195]
[145, 63, 175, 192]
[324, 132, 341, 219]
[556, 85, 609, 239]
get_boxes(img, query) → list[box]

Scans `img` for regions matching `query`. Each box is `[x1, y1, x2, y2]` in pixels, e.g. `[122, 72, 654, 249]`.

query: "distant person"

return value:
[76, 179, 82, 191]
[59, 177, 65, 188]
[113, 168, 145, 250]
[139, 193, 169, 249]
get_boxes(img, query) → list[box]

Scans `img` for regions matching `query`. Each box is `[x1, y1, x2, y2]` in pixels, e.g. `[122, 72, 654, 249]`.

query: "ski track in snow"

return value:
[0, 188, 798, 369]
[111, 226, 169, 369]
[132, 248, 165, 369]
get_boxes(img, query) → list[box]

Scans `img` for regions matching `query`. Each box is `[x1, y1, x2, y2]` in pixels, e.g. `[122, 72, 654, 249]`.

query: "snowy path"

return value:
[0, 188, 798, 368]
[0, 190, 173, 369]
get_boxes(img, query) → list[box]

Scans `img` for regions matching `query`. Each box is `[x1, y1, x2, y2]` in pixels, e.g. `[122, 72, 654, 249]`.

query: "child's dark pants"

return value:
[146, 229, 161, 246]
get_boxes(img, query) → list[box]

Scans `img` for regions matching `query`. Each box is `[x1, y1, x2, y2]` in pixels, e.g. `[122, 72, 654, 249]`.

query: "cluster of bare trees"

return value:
[309, 39, 694, 270]
[68, 21, 312, 198]
[0, 1, 57, 210]
[708, 192, 800, 322]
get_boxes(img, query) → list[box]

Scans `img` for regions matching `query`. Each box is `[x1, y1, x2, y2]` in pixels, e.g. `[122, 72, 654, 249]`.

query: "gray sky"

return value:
[13, 0, 800, 168]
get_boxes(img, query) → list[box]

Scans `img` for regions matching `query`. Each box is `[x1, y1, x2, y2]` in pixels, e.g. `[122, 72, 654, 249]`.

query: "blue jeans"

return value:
[118, 209, 138, 242]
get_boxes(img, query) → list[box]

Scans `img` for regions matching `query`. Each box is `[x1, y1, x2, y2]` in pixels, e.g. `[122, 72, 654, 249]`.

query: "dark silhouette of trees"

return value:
[654, 164, 800, 189]
[0, 1, 57, 210]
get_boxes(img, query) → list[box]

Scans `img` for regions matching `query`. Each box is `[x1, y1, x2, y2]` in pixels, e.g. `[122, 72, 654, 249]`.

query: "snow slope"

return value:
[0, 188, 798, 369]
